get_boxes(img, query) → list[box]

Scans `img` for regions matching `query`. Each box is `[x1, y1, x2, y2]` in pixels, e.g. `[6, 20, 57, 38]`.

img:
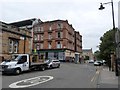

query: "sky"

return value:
[0, 0, 119, 52]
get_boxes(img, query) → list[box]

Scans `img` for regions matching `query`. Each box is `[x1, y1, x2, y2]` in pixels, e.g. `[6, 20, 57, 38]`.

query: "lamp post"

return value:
[99, 0, 118, 76]
[99, 0, 115, 30]
[24, 33, 26, 54]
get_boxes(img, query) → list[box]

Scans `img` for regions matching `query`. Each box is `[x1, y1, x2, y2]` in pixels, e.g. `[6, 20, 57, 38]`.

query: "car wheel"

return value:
[15, 68, 21, 75]
[57, 64, 60, 68]
[41, 66, 45, 71]
[50, 65, 53, 69]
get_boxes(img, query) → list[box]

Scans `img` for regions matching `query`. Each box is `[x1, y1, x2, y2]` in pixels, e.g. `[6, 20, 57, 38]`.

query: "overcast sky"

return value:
[0, 0, 119, 52]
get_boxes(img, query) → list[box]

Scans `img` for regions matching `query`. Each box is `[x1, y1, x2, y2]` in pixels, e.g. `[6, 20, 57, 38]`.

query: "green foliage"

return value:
[98, 28, 117, 61]
[84, 56, 89, 60]
[94, 50, 101, 60]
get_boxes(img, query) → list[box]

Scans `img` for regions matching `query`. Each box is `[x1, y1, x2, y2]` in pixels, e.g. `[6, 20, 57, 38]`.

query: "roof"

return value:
[8, 18, 39, 27]
[83, 49, 92, 52]
[40, 19, 67, 24]
[40, 19, 75, 30]
[0, 21, 8, 25]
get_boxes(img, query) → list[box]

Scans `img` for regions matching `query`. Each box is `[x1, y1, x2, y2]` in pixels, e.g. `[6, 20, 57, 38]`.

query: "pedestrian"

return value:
[79, 58, 81, 64]
[2, 56, 5, 62]
[108, 59, 111, 71]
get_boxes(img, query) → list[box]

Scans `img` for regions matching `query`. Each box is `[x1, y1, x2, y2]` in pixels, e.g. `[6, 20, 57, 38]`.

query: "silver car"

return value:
[45, 58, 60, 69]
[94, 61, 102, 66]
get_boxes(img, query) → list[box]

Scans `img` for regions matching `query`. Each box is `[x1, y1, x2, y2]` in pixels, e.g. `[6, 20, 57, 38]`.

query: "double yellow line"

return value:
[91, 70, 100, 82]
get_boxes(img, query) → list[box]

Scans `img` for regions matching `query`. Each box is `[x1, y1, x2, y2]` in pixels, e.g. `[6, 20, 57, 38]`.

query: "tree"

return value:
[94, 50, 101, 60]
[84, 55, 89, 60]
[98, 28, 117, 63]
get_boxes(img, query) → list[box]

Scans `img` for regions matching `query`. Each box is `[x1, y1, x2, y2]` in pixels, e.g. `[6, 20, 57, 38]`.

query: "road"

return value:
[2, 63, 101, 88]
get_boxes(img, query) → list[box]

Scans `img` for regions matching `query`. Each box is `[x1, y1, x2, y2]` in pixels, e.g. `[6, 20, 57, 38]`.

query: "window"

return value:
[57, 32, 62, 38]
[49, 26, 52, 31]
[9, 39, 13, 53]
[36, 43, 40, 50]
[40, 43, 43, 49]
[21, 56, 27, 62]
[40, 27, 44, 31]
[37, 26, 43, 32]
[18, 56, 27, 64]
[9, 39, 19, 53]
[57, 23, 63, 29]
[34, 43, 37, 49]
[37, 35, 39, 40]
[38, 27, 40, 32]
[39, 53, 45, 59]
[34, 35, 37, 41]
[40, 34, 43, 40]
[57, 42, 62, 48]
[14, 41, 18, 53]
[48, 42, 51, 49]
[58, 32, 61, 38]
[54, 52, 58, 59]
[34, 27, 36, 32]
[49, 33, 52, 39]
[34, 27, 39, 32]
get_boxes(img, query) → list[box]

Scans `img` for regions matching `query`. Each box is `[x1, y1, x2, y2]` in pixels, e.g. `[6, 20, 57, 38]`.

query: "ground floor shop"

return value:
[33, 49, 81, 63]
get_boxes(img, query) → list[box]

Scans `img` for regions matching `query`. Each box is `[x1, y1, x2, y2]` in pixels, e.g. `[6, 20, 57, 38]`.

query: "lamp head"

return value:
[99, 3, 105, 10]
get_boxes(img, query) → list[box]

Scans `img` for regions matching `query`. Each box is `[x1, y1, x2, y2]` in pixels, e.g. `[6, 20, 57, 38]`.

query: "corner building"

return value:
[0, 21, 32, 62]
[33, 20, 82, 62]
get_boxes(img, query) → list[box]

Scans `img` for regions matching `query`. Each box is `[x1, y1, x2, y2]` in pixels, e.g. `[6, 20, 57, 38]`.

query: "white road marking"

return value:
[9, 76, 54, 88]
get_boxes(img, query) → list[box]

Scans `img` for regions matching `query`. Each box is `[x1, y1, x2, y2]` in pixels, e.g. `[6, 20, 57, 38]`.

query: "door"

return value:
[18, 56, 29, 71]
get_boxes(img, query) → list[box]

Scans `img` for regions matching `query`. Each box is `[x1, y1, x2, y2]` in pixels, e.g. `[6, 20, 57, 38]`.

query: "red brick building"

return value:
[33, 20, 82, 62]
[0, 21, 32, 62]
[3, 18, 82, 62]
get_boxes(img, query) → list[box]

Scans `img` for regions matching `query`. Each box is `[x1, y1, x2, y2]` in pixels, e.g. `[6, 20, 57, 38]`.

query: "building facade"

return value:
[33, 20, 82, 62]
[0, 21, 32, 62]
[82, 48, 94, 60]
[75, 31, 82, 52]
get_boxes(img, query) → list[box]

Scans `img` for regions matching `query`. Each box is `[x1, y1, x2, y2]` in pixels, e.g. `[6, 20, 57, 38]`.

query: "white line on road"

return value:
[9, 76, 54, 88]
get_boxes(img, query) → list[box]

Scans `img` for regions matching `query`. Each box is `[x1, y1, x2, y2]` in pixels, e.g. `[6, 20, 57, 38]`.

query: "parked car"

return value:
[94, 61, 103, 66]
[88, 60, 94, 63]
[102, 60, 106, 65]
[44, 58, 60, 69]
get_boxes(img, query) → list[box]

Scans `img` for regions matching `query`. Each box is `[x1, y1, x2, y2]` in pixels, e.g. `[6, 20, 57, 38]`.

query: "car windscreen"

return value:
[44, 59, 51, 64]
[12, 55, 21, 61]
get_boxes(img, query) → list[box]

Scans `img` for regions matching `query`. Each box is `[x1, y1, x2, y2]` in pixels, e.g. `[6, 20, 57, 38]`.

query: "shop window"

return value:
[54, 52, 58, 59]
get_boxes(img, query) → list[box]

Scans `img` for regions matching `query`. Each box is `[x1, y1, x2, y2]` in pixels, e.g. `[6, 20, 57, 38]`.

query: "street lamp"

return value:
[99, 0, 118, 76]
[99, 0, 115, 30]
[24, 33, 26, 54]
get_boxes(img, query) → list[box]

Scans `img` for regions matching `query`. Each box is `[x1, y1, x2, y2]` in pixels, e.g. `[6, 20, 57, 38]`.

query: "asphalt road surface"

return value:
[1, 63, 101, 88]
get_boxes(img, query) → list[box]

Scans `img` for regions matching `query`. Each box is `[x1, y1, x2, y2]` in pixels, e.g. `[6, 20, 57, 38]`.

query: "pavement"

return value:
[97, 66, 119, 89]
